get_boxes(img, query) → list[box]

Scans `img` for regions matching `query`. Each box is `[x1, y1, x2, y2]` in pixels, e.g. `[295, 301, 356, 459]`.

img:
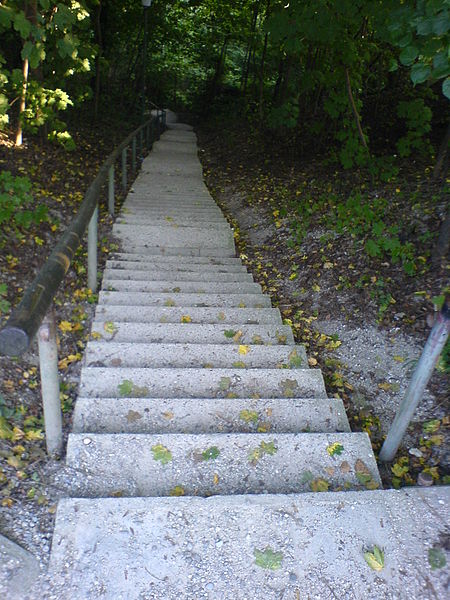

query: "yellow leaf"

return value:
[378, 382, 392, 391]
[181, 315, 192, 323]
[393, 355, 404, 363]
[239, 345, 249, 355]
[312, 284, 321, 292]
[213, 473, 219, 485]
[59, 321, 72, 333]
[323, 262, 333, 269]
[233, 330, 243, 343]
[308, 357, 318, 366]
[103, 321, 117, 334]
[24, 429, 44, 441]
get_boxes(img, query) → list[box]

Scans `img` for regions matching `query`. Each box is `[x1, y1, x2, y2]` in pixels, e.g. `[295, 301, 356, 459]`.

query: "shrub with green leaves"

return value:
[0, 171, 48, 241]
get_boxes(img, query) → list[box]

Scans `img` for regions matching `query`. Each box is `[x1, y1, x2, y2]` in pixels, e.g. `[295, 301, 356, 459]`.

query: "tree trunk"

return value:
[433, 121, 450, 181]
[258, 32, 268, 121]
[345, 68, 368, 150]
[432, 204, 450, 269]
[15, 56, 29, 147]
[93, 1, 103, 121]
[241, 0, 260, 93]
[208, 38, 228, 102]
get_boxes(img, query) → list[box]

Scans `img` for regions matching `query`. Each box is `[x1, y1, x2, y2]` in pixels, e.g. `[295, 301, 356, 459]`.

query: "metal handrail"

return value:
[0, 112, 165, 357]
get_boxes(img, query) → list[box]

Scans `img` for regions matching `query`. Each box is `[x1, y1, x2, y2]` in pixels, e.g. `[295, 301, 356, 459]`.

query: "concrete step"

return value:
[101, 280, 261, 295]
[89, 322, 294, 345]
[98, 291, 272, 308]
[79, 367, 324, 398]
[84, 342, 305, 368]
[116, 215, 227, 224]
[105, 259, 247, 273]
[114, 245, 235, 257]
[109, 254, 244, 265]
[112, 224, 234, 251]
[122, 204, 222, 213]
[47, 488, 450, 600]
[103, 269, 253, 283]
[65, 432, 380, 497]
[73, 396, 349, 434]
[94, 305, 281, 324]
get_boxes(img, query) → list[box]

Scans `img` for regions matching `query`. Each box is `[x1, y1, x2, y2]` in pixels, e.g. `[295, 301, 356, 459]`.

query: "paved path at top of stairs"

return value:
[43, 112, 448, 600]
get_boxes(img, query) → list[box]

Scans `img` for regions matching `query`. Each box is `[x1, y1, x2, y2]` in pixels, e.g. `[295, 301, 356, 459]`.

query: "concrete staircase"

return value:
[46, 116, 449, 599]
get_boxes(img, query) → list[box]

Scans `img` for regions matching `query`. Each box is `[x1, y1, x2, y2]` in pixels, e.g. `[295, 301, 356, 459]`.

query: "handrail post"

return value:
[121, 147, 127, 191]
[87, 205, 98, 291]
[379, 301, 450, 462]
[108, 164, 115, 215]
[132, 136, 137, 173]
[38, 311, 63, 457]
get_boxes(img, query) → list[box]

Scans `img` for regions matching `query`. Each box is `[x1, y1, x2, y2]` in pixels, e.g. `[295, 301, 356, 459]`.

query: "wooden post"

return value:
[38, 311, 63, 456]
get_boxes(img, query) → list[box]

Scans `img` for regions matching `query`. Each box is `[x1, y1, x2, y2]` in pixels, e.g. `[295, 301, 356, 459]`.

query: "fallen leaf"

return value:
[327, 442, 344, 457]
[364, 546, 384, 571]
[239, 345, 249, 355]
[254, 547, 283, 570]
[151, 444, 172, 465]
[201, 446, 220, 461]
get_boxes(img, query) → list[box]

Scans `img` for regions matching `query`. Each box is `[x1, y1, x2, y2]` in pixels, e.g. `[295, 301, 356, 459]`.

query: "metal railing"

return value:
[0, 109, 166, 455]
[379, 300, 449, 462]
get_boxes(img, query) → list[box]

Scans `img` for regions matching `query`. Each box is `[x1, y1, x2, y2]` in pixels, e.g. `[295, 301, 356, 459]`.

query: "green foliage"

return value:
[0, 1, 94, 143]
[0, 283, 10, 315]
[396, 99, 432, 157]
[0, 171, 48, 242]
[385, 0, 450, 98]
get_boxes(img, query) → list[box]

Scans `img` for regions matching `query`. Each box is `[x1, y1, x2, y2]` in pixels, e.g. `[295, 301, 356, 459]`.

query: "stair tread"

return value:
[47, 488, 450, 600]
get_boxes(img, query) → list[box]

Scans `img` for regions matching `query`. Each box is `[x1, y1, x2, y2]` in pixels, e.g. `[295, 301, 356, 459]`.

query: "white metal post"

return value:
[38, 311, 63, 456]
[87, 206, 98, 291]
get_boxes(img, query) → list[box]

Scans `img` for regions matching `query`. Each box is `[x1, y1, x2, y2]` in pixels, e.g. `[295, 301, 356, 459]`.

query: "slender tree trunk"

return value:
[432, 205, 450, 268]
[241, 0, 260, 93]
[258, 32, 268, 121]
[15, 56, 29, 147]
[345, 68, 368, 150]
[208, 38, 228, 102]
[93, 1, 103, 121]
[433, 121, 450, 181]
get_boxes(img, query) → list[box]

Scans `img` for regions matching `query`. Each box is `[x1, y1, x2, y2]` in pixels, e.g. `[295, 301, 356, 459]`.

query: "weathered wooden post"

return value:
[38, 311, 63, 456]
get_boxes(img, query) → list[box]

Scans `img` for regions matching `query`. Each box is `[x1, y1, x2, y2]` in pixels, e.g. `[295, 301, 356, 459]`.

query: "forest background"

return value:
[0, 0, 449, 516]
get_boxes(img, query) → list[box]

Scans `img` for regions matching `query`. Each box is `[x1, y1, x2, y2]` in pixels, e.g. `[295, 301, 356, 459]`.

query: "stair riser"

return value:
[102, 270, 252, 283]
[109, 254, 244, 265]
[112, 226, 234, 250]
[73, 397, 349, 434]
[94, 306, 280, 325]
[79, 367, 324, 399]
[101, 280, 261, 294]
[114, 246, 236, 257]
[98, 291, 271, 308]
[89, 322, 294, 345]
[106, 261, 246, 273]
[65, 432, 380, 497]
[84, 342, 304, 368]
